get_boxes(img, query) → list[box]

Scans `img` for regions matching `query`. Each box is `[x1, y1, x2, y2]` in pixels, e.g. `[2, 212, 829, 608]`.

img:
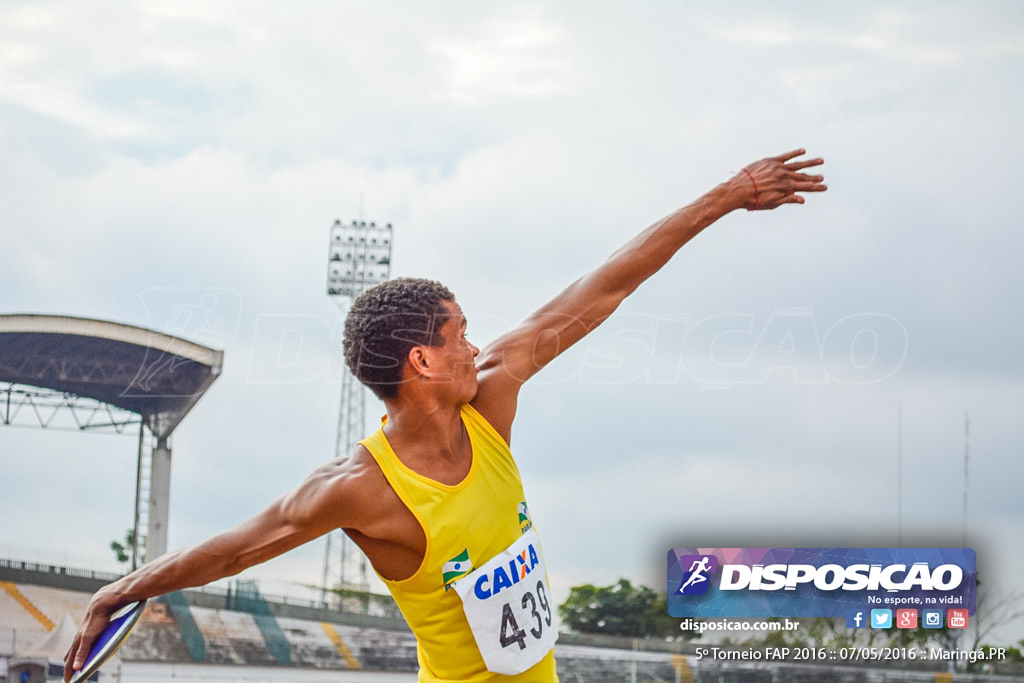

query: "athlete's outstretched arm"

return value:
[472, 149, 826, 439]
[63, 457, 374, 681]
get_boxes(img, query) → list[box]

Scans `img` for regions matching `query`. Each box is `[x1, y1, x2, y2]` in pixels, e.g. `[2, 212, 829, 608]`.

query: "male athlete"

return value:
[65, 149, 825, 681]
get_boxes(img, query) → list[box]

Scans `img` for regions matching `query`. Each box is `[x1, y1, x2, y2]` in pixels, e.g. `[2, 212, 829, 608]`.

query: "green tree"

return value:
[110, 528, 144, 565]
[558, 578, 694, 639]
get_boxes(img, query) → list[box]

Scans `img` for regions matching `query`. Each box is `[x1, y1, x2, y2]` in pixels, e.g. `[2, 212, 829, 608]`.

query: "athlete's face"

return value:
[427, 300, 480, 402]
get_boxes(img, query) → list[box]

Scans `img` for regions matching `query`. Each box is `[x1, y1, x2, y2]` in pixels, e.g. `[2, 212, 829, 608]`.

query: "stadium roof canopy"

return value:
[0, 314, 223, 438]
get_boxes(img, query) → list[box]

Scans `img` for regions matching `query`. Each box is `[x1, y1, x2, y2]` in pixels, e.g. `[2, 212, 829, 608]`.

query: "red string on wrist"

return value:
[742, 168, 759, 210]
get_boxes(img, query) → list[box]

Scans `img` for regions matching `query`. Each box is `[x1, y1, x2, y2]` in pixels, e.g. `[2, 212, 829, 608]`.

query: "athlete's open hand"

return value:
[738, 149, 826, 210]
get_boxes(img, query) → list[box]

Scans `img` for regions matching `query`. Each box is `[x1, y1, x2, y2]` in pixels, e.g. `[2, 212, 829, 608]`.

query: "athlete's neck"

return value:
[382, 397, 472, 480]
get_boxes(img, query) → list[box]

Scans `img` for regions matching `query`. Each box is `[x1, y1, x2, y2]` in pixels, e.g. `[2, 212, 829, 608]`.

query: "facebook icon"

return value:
[846, 609, 867, 629]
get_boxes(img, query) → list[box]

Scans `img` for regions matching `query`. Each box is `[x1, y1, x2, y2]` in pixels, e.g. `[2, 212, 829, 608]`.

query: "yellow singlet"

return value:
[360, 403, 558, 682]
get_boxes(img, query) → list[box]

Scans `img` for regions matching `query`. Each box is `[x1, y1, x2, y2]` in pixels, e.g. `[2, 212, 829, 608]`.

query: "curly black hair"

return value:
[343, 277, 456, 399]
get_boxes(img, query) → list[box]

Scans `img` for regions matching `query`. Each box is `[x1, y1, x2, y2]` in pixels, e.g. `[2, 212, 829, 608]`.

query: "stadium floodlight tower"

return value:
[322, 219, 393, 605]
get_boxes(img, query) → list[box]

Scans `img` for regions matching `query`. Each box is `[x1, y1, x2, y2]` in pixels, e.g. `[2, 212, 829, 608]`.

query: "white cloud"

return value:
[427, 7, 578, 105]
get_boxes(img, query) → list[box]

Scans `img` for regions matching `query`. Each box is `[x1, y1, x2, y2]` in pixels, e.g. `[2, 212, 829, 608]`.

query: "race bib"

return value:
[452, 528, 558, 675]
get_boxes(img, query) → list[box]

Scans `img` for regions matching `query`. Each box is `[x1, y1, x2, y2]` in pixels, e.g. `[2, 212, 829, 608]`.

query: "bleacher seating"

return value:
[187, 606, 277, 666]
[230, 580, 290, 666]
[554, 643, 677, 682]
[332, 623, 417, 671]
[163, 591, 206, 662]
[119, 601, 192, 663]
[274, 618, 344, 669]
[0, 588, 50, 656]
[15, 585, 90, 626]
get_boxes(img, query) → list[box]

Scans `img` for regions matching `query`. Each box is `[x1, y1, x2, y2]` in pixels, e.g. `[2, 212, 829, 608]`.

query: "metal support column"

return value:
[132, 423, 147, 570]
[147, 435, 172, 561]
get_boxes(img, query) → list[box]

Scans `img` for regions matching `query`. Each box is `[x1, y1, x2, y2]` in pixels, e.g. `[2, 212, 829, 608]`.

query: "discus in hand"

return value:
[70, 600, 147, 683]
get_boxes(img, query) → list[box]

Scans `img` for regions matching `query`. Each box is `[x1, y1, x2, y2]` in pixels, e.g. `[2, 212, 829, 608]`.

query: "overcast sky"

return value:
[2, 1, 1022, 645]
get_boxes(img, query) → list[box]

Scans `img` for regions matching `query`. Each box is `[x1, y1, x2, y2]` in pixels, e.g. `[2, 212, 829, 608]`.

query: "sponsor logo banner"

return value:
[667, 548, 976, 618]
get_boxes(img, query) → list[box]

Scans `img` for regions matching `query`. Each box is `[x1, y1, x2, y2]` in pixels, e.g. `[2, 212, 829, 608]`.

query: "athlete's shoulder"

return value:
[291, 444, 394, 531]
[459, 401, 513, 451]
[334, 443, 394, 500]
[469, 367, 520, 445]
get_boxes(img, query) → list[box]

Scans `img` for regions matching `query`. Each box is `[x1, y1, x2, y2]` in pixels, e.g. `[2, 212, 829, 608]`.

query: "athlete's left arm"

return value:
[471, 150, 826, 441]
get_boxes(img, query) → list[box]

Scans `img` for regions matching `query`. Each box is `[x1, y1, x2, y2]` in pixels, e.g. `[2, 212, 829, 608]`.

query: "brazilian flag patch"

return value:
[442, 548, 473, 589]
[517, 501, 533, 532]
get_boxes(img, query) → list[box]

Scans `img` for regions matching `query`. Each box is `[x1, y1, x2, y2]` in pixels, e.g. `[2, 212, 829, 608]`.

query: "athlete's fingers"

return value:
[794, 178, 828, 191]
[785, 157, 824, 171]
[803, 184, 828, 192]
[772, 148, 807, 163]
[760, 194, 804, 209]
[63, 634, 82, 681]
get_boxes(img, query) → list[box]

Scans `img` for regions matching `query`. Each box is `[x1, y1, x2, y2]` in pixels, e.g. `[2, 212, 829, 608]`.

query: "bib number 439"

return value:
[499, 580, 552, 650]
[454, 528, 559, 675]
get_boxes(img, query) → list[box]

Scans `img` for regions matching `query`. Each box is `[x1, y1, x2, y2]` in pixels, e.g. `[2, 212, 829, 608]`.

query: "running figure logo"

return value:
[677, 554, 718, 595]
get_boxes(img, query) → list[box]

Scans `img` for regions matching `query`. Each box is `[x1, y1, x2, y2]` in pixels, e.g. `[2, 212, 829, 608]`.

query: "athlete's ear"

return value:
[407, 346, 431, 378]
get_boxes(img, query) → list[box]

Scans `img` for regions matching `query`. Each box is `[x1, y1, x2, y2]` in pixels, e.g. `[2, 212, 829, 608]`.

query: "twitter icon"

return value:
[870, 609, 893, 629]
